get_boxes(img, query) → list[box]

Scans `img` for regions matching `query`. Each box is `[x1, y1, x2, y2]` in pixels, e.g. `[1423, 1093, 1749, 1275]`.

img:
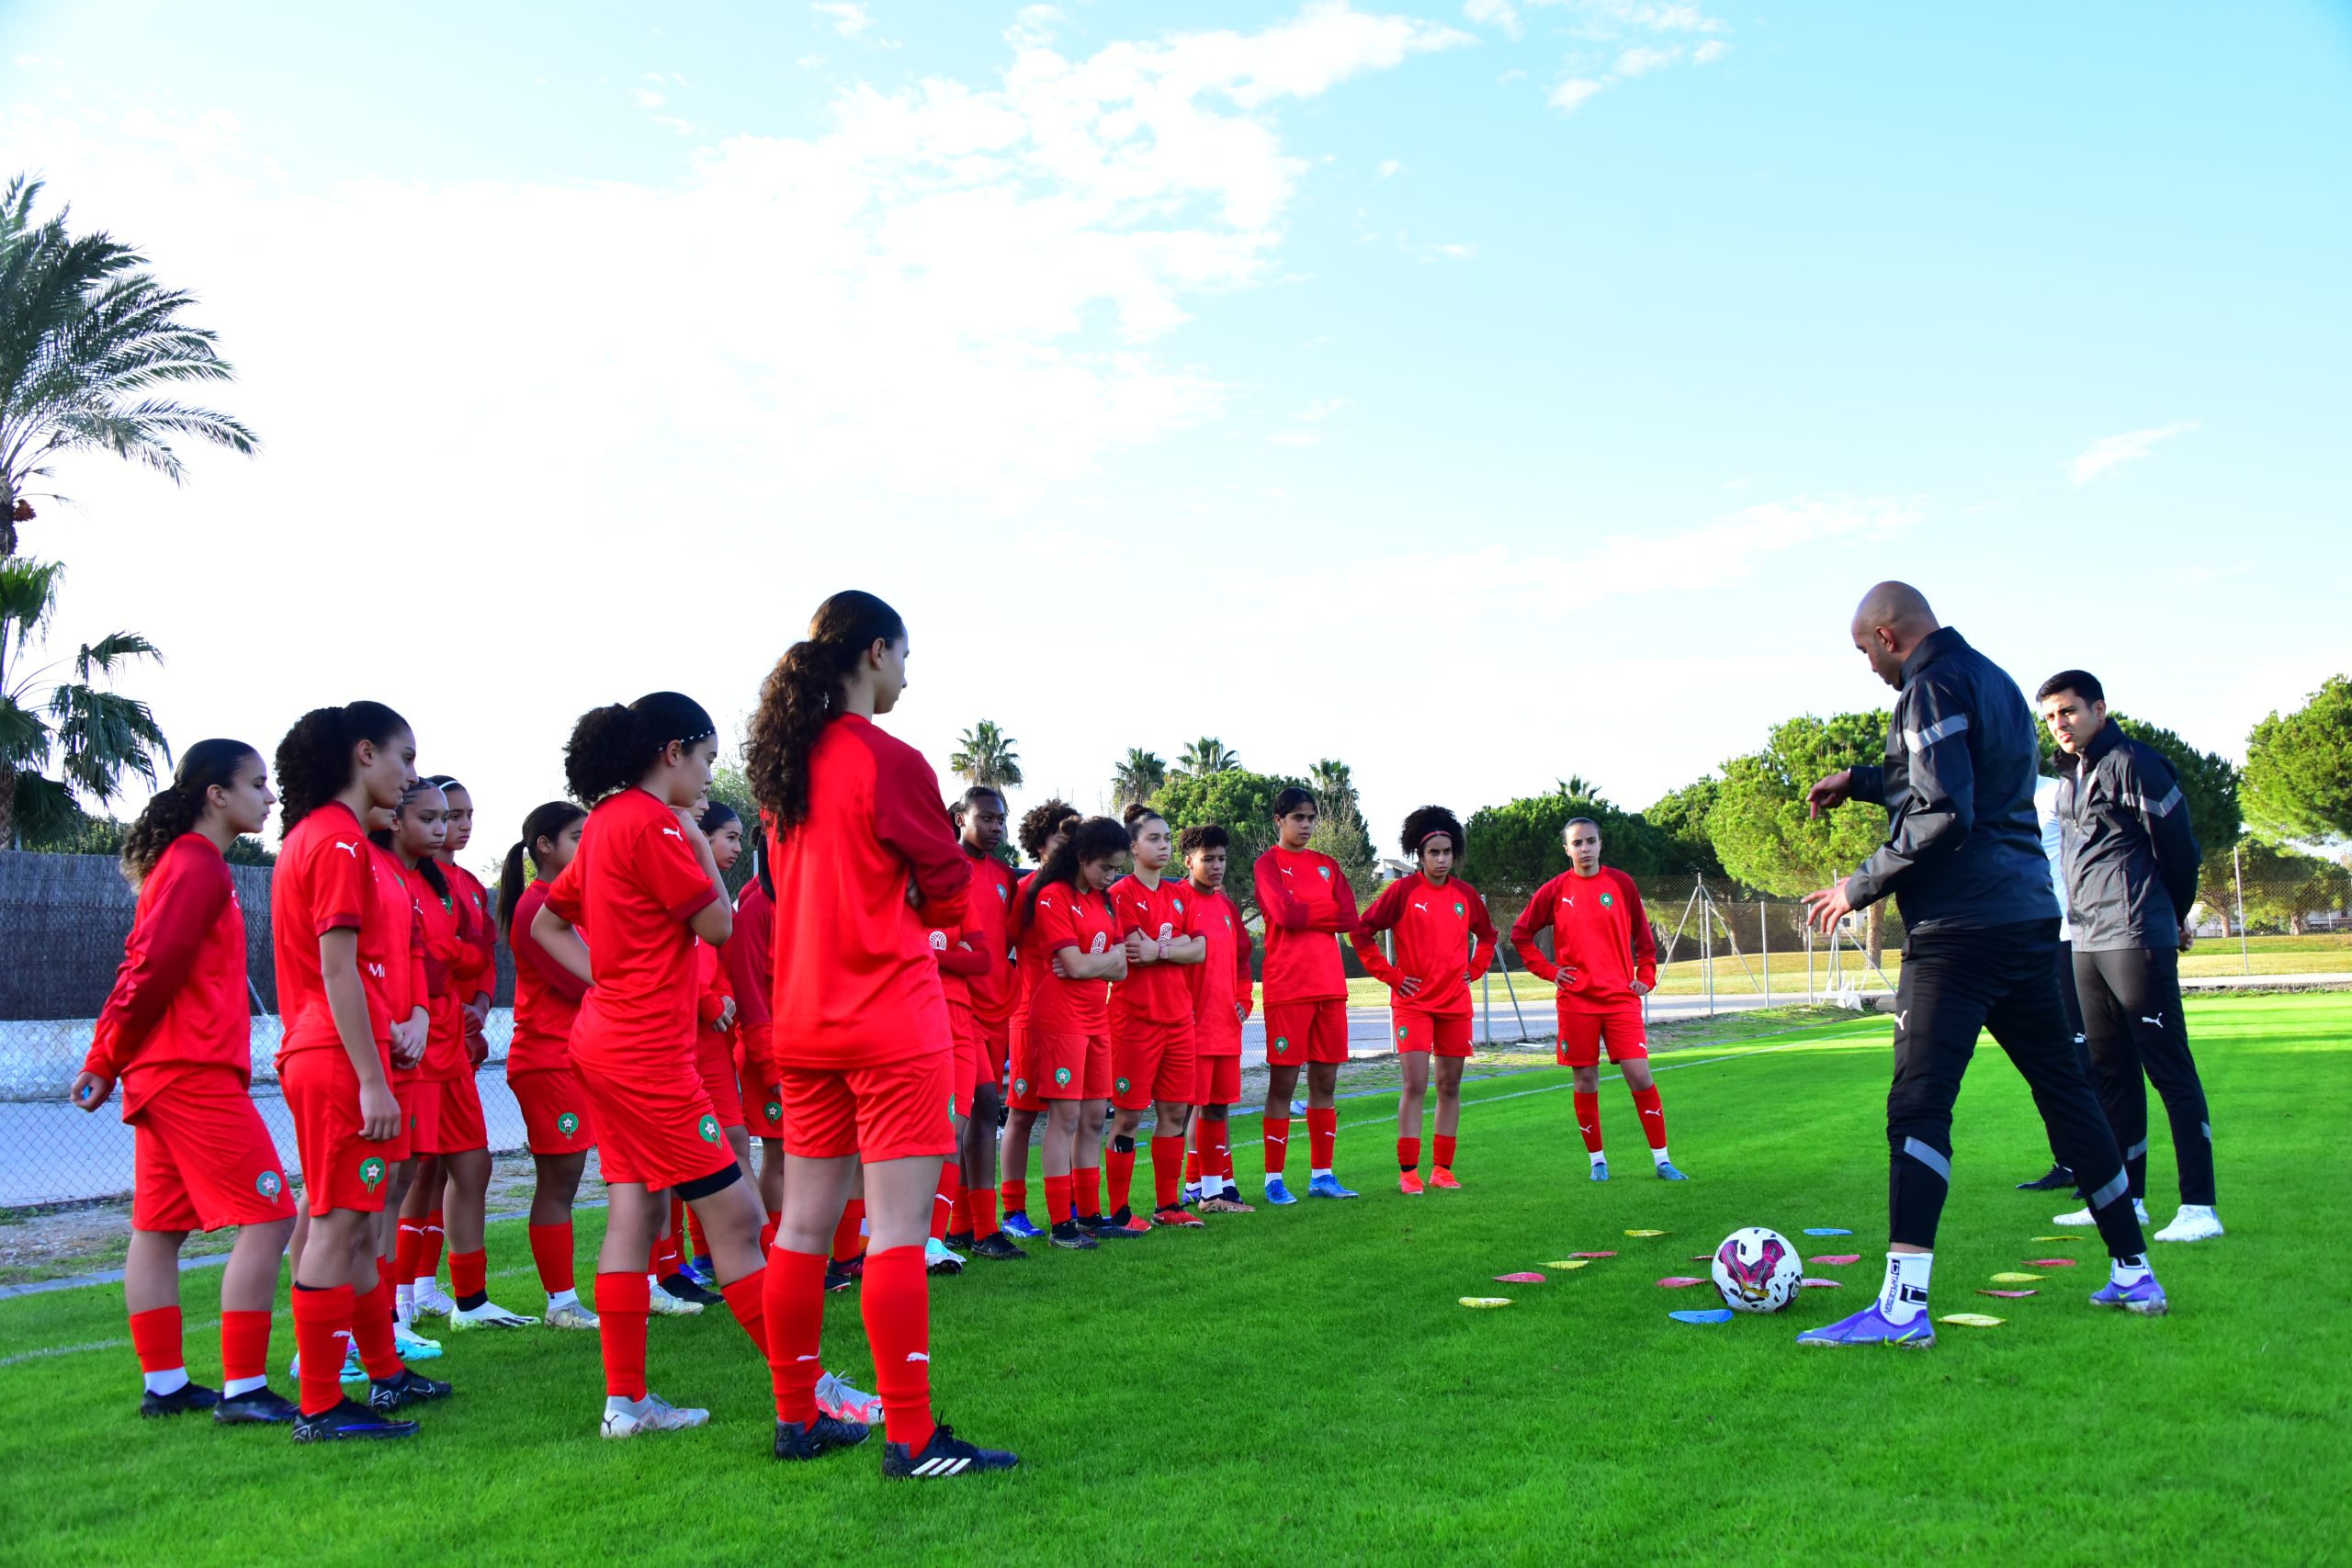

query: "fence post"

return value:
[1702, 887, 1714, 1018]
[2233, 843, 2250, 976]
[1760, 902, 1770, 1007]
[1482, 962, 1492, 1046]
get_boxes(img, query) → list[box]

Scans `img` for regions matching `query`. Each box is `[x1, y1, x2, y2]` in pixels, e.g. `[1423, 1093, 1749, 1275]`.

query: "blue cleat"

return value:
[1001, 1212, 1046, 1241]
[1262, 1178, 1298, 1206]
[1589, 1160, 1611, 1183]
[1655, 1161, 1690, 1181]
[1795, 1304, 1936, 1348]
[1306, 1174, 1359, 1201]
[2089, 1274, 2168, 1316]
[684, 1255, 716, 1287]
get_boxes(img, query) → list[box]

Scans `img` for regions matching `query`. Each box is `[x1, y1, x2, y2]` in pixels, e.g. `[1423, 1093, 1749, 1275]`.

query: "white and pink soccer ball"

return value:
[1711, 1226, 1803, 1314]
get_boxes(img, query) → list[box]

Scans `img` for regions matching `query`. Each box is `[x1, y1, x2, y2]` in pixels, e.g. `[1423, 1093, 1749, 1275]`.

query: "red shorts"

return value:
[978, 1016, 1012, 1089]
[509, 1067, 596, 1156]
[1556, 999, 1648, 1068]
[777, 1049, 956, 1162]
[282, 1048, 403, 1216]
[696, 1028, 746, 1131]
[127, 1066, 297, 1233]
[417, 1073, 488, 1156]
[1264, 999, 1350, 1066]
[737, 1024, 784, 1139]
[1012, 1029, 1110, 1107]
[1393, 1009, 1474, 1058]
[945, 1001, 982, 1116]
[1112, 1017, 1196, 1110]
[1193, 1053, 1241, 1106]
[574, 1053, 733, 1191]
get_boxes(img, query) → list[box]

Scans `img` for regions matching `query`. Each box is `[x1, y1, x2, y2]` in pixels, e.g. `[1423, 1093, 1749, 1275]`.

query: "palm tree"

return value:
[2, 556, 170, 846]
[950, 719, 1023, 792]
[1308, 757, 1357, 813]
[1112, 748, 1166, 808]
[1177, 736, 1239, 776]
[1, 174, 257, 556]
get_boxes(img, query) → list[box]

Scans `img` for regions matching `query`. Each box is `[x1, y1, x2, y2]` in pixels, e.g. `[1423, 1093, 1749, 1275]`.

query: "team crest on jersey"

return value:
[997, 885, 1010, 902]
[358, 1156, 387, 1191]
[1317, 865, 1331, 880]
[763, 1100, 782, 1124]
[1172, 897, 1184, 914]
[1157, 922, 1174, 942]
[1089, 932, 1107, 954]
[558, 1111, 580, 1136]
[255, 1168, 283, 1199]
[697, 1114, 721, 1144]
[1115, 1077, 1131, 1095]
[1453, 902, 1465, 918]
[1053, 1067, 1072, 1087]
[1600, 893, 1614, 908]
[929, 930, 948, 950]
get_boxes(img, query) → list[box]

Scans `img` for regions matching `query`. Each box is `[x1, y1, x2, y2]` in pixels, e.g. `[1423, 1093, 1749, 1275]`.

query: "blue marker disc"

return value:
[1668, 1308, 1736, 1325]
[1803, 1227, 1854, 1236]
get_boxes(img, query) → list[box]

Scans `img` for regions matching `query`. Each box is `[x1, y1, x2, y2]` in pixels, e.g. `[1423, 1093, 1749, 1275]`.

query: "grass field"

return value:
[3, 996, 2346, 1564]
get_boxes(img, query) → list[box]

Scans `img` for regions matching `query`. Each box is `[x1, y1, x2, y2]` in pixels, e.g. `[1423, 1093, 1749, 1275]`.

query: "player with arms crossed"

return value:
[999, 799, 1080, 1243]
[1510, 818, 1684, 1182]
[1252, 786, 1363, 1203]
[1106, 805, 1208, 1231]
[1182, 824, 1256, 1211]
[946, 786, 1024, 1260]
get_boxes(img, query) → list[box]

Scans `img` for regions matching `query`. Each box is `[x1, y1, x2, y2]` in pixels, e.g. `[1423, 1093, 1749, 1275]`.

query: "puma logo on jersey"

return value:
[662, 828, 683, 840]
[2142, 1015, 2162, 1027]
[332, 840, 360, 858]
[1412, 901, 1429, 913]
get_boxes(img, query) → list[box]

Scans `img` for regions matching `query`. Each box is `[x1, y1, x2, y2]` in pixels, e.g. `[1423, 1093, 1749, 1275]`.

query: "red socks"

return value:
[1263, 1117, 1291, 1176]
[349, 1279, 403, 1380]
[128, 1305, 181, 1373]
[290, 1283, 353, 1416]
[1204, 1115, 1230, 1189]
[1632, 1084, 1668, 1150]
[859, 1246, 936, 1450]
[1575, 1091, 1605, 1154]
[1307, 1106, 1338, 1170]
[718, 1267, 769, 1359]
[1074, 1163, 1102, 1221]
[650, 1229, 682, 1278]
[760, 1213, 780, 1257]
[831, 1199, 866, 1264]
[686, 1207, 712, 1262]
[595, 1270, 650, 1400]
[763, 1247, 828, 1423]
[220, 1308, 272, 1385]
[968, 1187, 1000, 1239]
[528, 1222, 575, 1294]
[1435, 1133, 1457, 1171]
[931, 1161, 962, 1242]
[1002, 1176, 1028, 1220]
[1106, 1145, 1136, 1213]
[394, 1219, 424, 1287]
[1185, 1145, 1202, 1184]
[1149, 1135, 1183, 1211]
[449, 1247, 487, 1303]
[1397, 1135, 1420, 1174]
[418, 1208, 446, 1283]
[1044, 1173, 1072, 1227]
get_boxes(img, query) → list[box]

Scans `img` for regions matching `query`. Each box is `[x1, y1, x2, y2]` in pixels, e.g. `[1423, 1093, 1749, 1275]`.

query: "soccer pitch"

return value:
[3, 996, 2344, 1565]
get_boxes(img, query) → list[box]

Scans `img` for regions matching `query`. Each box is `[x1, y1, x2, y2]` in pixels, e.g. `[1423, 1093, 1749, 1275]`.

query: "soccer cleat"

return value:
[775, 1412, 869, 1461]
[1428, 1168, 1463, 1190]
[1151, 1205, 1205, 1229]
[815, 1371, 883, 1426]
[2154, 1204, 2224, 1243]
[944, 1229, 975, 1252]
[2018, 1163, 2075, 1191]
[1589, 1160, 1611, 1183]
[1048, 1220, 1098, 1250]
[1655, 1161, 1690, 1181]
[1086, 1209, 1150, 1239]
[1182, 1181, 1203, 1205]
[659, 1271, 724, 1308]
[544, 1299, 601, 1331]
[600, 1392, 709, 1438]
[2052, 1198, 2151, 1227]
[1795, 1304, 1937, 1348]
[139, 1381, 220, 1418]
[1399, 1171, 1426, 1196]
[972, 1231, 1029, 1261]
[289, 1338, 367, 1385]
[1262, 1178, 1298, 1207]
[1199, 1193, 1255, 1214]
[823, 1258, 865, 1293]
[1001, 1212, 1046, 1242]
[293, 1397, 417, 1442]
[448, 1300, 539, 1329]
[2089, 1275, 2169, 1315]
[1288, 1098, 1308, 1117]
[881, 1421, 1020, 1480]
[645, 1276, 706, 1316]
[1306, 1174, 1358, 1201]
[683, 1256, 716, 1287]
[213, 1386, 300, 1425]
[368, 1369, 452, 1413]
[923, 1236, 967, 1276]
[409, 1281, 457, 1319]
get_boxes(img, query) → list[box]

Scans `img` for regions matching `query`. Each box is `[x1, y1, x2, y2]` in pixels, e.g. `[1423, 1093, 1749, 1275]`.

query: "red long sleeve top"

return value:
[1185, 882, 1254, 1056]
[1252, 845, 1359, 1004]
[1351, 873, 1498, 1019]
[445, 863, 496, 1004]
[506, 879, 584, 1076]
[695, 938, 731, 1028]
[1509, 867, 1657, 1010]
[85, 834, 250, 1114]
[922, 919, 994, 1006]
[958, 848, 1019, 1026]
[725, 878, 775, 1030]
[411, 868, 471, 1081]
[272, 802, 393, 1074]
[1109, 872, 1203, 1026]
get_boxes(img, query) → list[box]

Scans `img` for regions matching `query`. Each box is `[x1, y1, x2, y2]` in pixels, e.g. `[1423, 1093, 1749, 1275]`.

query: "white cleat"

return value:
[409, 1282, 458, 1319]
[544, 1299, 601, 1330]
[923, 1236, 967, 1277]
[449, 1300, 541, 1329]
[600, 1391, 710, 1439]
[816, 1370, 883, 1426]
[2153, 1203, 2224, 1243]
[645, 1275, 705, 1316]
[2052, 1198, 2151, 1227]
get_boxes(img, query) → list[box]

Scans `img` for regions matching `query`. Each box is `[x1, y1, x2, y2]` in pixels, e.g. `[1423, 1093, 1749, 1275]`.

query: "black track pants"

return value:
[1885, 919, 2144, 1258]
[2074, 945, 2216, 1207]
[2041, 940, 2092, 1167]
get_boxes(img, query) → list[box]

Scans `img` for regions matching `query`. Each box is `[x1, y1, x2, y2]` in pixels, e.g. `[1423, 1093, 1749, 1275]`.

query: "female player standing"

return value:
[678, 798, 757, 1283]
[1351, 807, 1497, 1194]
[530, 692, 773, 1439]
[727, 849, 786, 1252]
[1252, 787, 1363, 1202]
[1106, 806, 1205, 1230]
[949, 787, 1023, 1260]
[72, 740, 300, 1424]
[1180, 824, 1255, 1212]
[998, 799, 1079, 1242]
[498, 800, 600, 1327]
[750, 590, 1018, 1478]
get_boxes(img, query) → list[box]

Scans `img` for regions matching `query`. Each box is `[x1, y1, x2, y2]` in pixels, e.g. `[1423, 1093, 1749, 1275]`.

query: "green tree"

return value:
[1151, 765, 1304, 924]
[1645, 776, 1724, 878]
[1305, 756, 1377, 892]
[1464, 780, 1668, 894]
[706, 762, 759, 895]
[2244, 675, 2352, 844]
[1707, 712, 1890, 956]
[2, 557, 171, 848]
[1111, 748, 1166, 810]
[949, 719, 1023, 793]
[2224, 836, 2349, 935]
[1176, 736, 1239, 776]
[1, 175, 257, 558]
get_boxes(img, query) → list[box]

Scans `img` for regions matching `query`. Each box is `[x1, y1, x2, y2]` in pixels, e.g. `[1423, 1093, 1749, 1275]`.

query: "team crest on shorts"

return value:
[1014, 1077, 1029, 1096]
[1396, 1024, 1409, 1041]
[1273, 1036, 1292, 1056]
[1053, 1067, 1072, 1087]
[358, 1156, 387, 1191]
[255, 1169, 283, 1199]
[763, 1100, 782, 1123]
[697, 1114, 721, 1144]
[1115, 1077, 1131, 1095]
[557, 1111, 580, 1136]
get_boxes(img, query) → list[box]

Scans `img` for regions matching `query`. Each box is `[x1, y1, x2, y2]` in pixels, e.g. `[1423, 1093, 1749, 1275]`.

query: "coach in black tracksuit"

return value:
[1804, 587, 2149, 1272]
[2039, 670, 2218, 1216]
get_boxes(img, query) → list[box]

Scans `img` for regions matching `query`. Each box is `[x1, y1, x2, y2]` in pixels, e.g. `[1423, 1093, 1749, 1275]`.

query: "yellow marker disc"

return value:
[1623, 1229, 1668, 1237]
[1540, 1259, 1592, 1269]
[1937, 1313, 2005, 1328]
[1458, 1296, 1513, 1309]
[1989, 1271, 2044, 1283]
[2032, 1235, 2081, 1243]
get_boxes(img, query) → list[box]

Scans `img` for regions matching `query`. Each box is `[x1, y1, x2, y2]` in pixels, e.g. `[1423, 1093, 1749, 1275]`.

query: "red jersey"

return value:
[1252, 845, 1359, 1004]
[272, 802, 378, 1067]
[767, 714, 967, 1068]
[1021, 882, 1120, 1034]
[1352, 873, 1498, 1019]
[1510, 866, 1657, 1010]
[695, 939, 731, 1026]
[1108, 872, 1202, 1026]
[923, 920, 991, 1003]
[85, 834, 251, 1114]
[410, 866, 471, 1081]
[366, 843, 430, 1082]
[1185, 881, 1254, 1055]
[506, 879, 584, 1076]
[444, 863, 496, 1005]
[545, 786, 719, 1074]
[958, 848, 1019, 1025]
[724, 878, 775, 1030]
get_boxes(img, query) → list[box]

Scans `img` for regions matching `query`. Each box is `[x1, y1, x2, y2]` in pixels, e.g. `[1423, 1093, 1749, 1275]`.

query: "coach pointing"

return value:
[1791, 582, 2166, 1347]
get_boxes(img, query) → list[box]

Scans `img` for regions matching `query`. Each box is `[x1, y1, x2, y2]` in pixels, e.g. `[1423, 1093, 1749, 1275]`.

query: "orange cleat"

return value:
[1398, 1171, 1426, 1196]
[1150, 1206, 1206, 1229]
[1428, 1168, 1464, 1190]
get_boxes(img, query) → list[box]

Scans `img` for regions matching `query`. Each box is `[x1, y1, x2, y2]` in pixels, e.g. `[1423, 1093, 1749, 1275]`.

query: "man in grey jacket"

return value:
[2038, 671, 2222, 1243]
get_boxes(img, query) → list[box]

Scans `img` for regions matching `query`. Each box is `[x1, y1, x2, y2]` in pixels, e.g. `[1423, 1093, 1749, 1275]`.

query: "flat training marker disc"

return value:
[1458, 1296, 1512, 1309]
[2024, 1258, 2077, 1269]
[1989, 1271, 2044, 1284]
[1624, 1229, 1668, 1237]
[2032, 1235, 2081, 1243]
[1570, 1251, 1617, 1258]
[1493, 1272, 1546, 1284]
[1808, 1254, 1861, 1266]
[1938, 1313, 2005, 1328]
[1540, 1259, 1591, 1270]
[1656, 1276, 1708, 1288]
[1668, 1308, 1736, 1325]
[1798, 1278, 1844, 1288]
[1804, 1227, 1854, 1236]
[1978, 1289, 2037, 1298]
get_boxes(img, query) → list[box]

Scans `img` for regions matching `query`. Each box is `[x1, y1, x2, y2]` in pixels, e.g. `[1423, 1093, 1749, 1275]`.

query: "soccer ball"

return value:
[1710, 1226, 1802, 1314]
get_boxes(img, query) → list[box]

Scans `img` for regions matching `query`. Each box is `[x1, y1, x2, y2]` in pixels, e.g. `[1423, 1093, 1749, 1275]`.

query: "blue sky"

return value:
[7, 1, 2349, 850]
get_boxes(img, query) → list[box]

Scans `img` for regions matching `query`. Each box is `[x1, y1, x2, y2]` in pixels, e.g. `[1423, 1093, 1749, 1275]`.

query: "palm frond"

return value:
[74, 630, 164, 679]
[6, 768, 85, 844]
[0, 690, 52, 769]
[48, 682, 171, 801]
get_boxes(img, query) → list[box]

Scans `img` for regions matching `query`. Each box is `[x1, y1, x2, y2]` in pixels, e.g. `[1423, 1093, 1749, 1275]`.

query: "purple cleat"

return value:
[2089, 1274, 2168, 1316]
[1794, 1304, 1936, 1348]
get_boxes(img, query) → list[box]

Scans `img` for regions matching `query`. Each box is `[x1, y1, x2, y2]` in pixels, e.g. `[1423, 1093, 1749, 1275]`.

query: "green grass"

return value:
[4, 997, 2346, 1564]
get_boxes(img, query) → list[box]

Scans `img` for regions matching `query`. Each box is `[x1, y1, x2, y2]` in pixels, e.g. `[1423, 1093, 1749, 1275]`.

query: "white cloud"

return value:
[1549, 76, 1606, 111]
[1464, 0, 1521, 39]
[1297, 398, 1352, 422]
[1693, 38, 1728, 62]
[1533, 0, 1727, 114]
[1268, 430, 1323, 446]
[630, 87, 666, 108]
[1006, 5, 1061, 50]
[1430, 241, 1476, 258]
[2067, 421, 2199, 485]
[1376, 157, 1403, 177]
[813, 2, 875, 39]
[1613, 43, 1680, 76]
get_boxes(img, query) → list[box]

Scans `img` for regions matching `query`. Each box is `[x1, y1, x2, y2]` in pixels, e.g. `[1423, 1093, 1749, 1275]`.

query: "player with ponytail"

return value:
[997, 799, 1079, 1243]
[749, 590, 1018, 1479]
[1252, 784, 1364, 1203]
[74, 741, 300, 1425]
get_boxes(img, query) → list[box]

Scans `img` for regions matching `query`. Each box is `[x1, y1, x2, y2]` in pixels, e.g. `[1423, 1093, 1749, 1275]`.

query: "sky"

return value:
[6, 0, 2350, 855]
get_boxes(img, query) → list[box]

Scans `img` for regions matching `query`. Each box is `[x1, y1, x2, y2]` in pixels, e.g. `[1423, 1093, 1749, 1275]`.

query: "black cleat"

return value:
[293, 1396, 418, 1442]
[368, 1368, 452, 1413]
[973, 1231, 1028, 1261]
[2018, 1164, 2076, 1192]
[823, 1257, 864, 1292]
[659, 1271, 724, 1307]
[213, 1386, 300, 1426]
[139, 1381, 220, 1418]
[882, 1420, 1019, 1480]
[944, 1229, 975, 1251]
[1085, 1208, 1148, 1240]
[1048, 1220, 1097, 1250]
[774, 1412, 871, 1461]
